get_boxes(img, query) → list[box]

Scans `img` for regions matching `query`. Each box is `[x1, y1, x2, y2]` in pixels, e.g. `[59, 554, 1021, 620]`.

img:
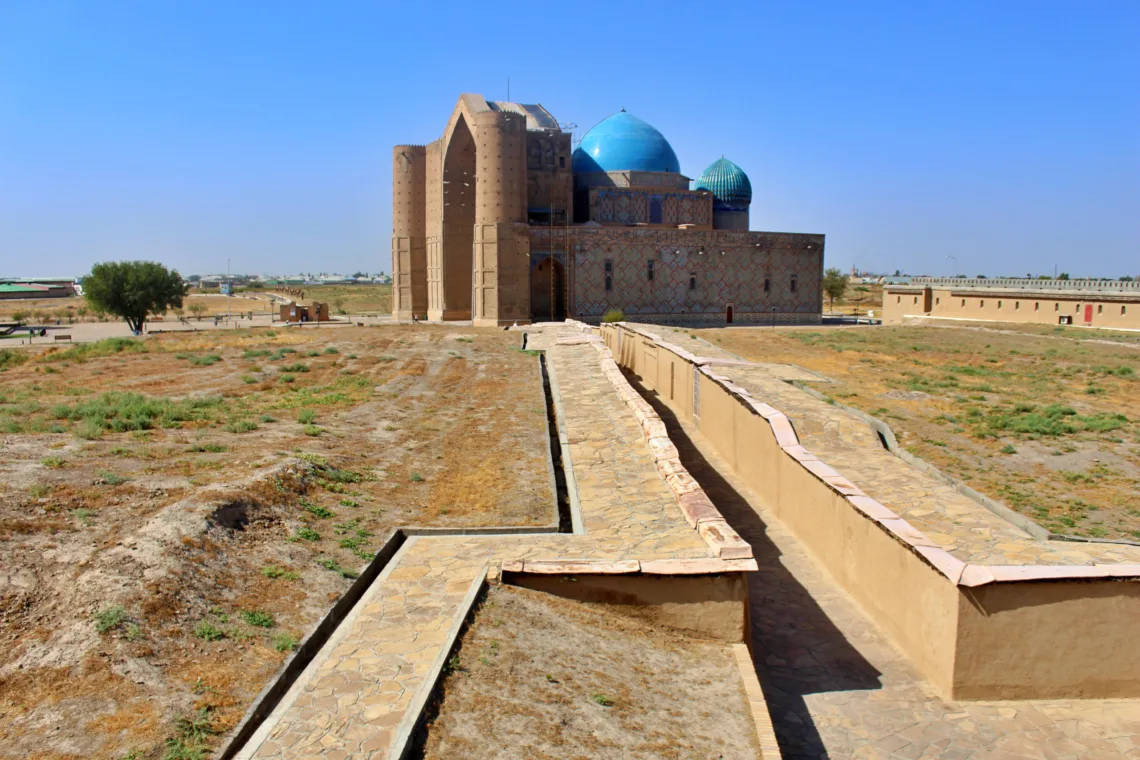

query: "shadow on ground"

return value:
[631, 376, 883, 760]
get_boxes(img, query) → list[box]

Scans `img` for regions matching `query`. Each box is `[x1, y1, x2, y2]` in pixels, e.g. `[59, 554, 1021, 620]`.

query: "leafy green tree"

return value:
[1058, 272, 1070, 280]
[822, 267, 849, 310]
[84, 261, 186, 334]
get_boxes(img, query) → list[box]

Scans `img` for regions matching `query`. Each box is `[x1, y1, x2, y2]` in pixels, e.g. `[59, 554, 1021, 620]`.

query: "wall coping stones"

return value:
[519, 559, 642, 574]
[677, 491, 723, 528]
[640, 557, 760, 574]
[605, 322, 1140, 587]
[580, 327, 756, 561]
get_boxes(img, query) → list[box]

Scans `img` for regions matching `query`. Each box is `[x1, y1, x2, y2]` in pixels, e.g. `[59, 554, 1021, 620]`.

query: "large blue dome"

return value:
[571, 111, 681, 174]
[693, 158, 752, 206]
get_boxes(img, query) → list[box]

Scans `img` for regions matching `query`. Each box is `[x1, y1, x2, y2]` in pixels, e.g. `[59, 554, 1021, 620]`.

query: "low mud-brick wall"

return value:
[601, 322, 1140, 700]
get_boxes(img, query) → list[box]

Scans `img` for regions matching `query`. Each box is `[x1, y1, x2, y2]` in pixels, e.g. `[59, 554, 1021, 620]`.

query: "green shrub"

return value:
[187, 354, 222, 367]
[239, 610, 275, 628]
[303, 424, 323, 436]
[304, 501, 334, 518]
[188, 442, 226, 453]
[97, 471, 129, 485]
[224, 419, 258, 434]
[293, 527, 321, 541]
[601, 309, 626, 323]
[56, 392, 225, 433]
[318, 558, 359, 579]
[280, 363, 309, 373]
[193, 621, 226, 641]
[42, 337, 147, 363]
[261, 566, 300, 580]
[1082, 413, 1127, 432]
[94, 605, 127, 633]
[272, 633, 298, 652]
[323, 346, 340, 355]
[41, 456, 66, 468]
[319, 466, 363, 483]
[297, 409, 316, 424]
[0, 350, 29, 370]
[280, 373, 296, 383]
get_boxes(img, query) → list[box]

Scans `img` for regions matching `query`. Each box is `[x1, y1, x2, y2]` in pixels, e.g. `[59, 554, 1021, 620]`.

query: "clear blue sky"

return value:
[2, 0, 1137, 279]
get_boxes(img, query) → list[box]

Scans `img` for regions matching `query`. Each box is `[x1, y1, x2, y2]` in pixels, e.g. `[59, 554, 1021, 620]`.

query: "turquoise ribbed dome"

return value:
[571, 111, 681, 174]
[693, 158, 752, 206]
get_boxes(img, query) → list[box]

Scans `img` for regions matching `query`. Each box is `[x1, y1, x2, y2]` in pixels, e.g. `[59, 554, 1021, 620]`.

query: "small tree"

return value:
[84, 261, 186, 334]
[1058, 272, 1071, 280]
[187, 302, 208, 321]
[822, 267, 849, 311]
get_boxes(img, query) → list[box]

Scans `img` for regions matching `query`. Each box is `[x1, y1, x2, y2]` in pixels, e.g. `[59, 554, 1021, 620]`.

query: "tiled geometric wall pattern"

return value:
[589, 189, 712, 227]
[663, 192, 712, 227]
[530, 227, 824, 326]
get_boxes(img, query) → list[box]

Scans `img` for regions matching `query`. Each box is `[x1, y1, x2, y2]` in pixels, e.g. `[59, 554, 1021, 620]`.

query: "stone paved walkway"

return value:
[235, 325, 725, 759]
[648, 386, 1140, 760]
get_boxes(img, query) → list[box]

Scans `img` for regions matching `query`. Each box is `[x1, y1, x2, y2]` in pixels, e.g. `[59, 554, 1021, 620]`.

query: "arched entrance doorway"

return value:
[437, 114, 475, 319]
[531, 256, 566, 322]
[726, 304, 734, 324]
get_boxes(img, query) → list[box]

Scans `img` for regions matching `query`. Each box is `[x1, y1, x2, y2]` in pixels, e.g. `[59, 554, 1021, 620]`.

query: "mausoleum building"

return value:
[392, 93, 824, 326]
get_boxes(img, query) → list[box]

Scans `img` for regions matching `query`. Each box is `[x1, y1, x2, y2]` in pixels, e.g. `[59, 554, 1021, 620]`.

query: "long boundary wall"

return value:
[600, 322, 1140, 700]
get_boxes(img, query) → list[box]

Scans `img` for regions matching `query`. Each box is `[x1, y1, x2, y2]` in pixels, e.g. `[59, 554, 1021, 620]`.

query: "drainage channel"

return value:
[217, 344, 574, 759]
[539, 351, 573, 534]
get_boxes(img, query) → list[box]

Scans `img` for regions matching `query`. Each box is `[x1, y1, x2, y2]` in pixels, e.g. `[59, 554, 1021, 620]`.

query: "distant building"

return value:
[0, 278, 75, 300]
[392, 93, 824, 326]
[883, 277, 1140, 328]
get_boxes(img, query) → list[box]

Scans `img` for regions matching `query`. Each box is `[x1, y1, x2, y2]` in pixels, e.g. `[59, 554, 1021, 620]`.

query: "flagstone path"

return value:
[234, 324, 739, 759]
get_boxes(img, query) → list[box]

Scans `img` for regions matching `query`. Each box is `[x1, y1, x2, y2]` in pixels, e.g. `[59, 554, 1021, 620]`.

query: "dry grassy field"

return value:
[0, 325, 550, 759]
[280, 284, 392, 315]
[418, 585, 758, 760]
[705, 324, 1140, 540]
[0, 284, 392, 326]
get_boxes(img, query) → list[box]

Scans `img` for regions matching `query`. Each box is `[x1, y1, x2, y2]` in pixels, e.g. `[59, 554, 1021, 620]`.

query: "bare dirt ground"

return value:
[0, 325, 551, 759]
[699, 324, 1140, 540]
[417, 584, 759, 760]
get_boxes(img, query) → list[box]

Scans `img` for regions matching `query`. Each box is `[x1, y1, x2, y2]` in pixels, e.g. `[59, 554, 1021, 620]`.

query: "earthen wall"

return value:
[884, 286, 1140, 329]
[603, 321, 1140, 699]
